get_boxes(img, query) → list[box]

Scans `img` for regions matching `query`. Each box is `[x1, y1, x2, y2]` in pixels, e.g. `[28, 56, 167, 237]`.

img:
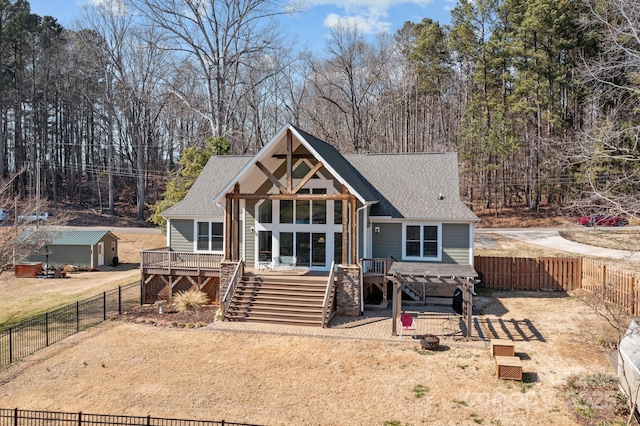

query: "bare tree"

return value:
[308, 25, 394, 153]
[571, 0, 640, 220]
[132, 0, 294, 149]
[83, 0, 170, 220]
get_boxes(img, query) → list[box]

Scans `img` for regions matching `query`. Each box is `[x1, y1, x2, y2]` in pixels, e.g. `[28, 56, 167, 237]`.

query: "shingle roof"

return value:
[345, 152, 479, 221]
[293, 127, 379, 203]
[162, 155, 251, 218]
[17, 230, 118, 246]
[164, 126, 478, 222]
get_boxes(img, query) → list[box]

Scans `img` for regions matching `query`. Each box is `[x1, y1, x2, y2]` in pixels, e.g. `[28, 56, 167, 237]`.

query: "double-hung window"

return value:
[196, 221, 224, 252]
[403, 224, 441, 260]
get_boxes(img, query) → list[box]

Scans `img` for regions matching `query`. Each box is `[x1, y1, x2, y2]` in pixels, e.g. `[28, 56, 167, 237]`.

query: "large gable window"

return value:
[403, 224, 441, 260]
[197, 221, 224, 252]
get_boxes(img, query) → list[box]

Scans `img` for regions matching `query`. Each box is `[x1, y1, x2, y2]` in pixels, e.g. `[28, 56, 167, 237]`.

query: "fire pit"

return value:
[420, 334, 440, 351]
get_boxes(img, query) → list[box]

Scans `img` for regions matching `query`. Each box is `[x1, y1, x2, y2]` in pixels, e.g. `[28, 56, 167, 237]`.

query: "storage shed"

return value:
[20, 230, 120, 270]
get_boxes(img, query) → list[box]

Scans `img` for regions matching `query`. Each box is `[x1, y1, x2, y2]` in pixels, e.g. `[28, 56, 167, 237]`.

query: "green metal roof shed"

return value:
[21, 230, 120, 270]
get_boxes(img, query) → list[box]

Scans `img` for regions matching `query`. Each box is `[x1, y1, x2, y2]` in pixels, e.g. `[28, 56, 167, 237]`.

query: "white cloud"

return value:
[299, 0, 436, 34]
[323, 12, 391, 34]
[88, 0, 128, 16]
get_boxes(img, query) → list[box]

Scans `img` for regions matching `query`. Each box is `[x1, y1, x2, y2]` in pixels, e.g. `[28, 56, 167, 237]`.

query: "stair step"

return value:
[231, 297, 323, 307]
[225, 273, 330, 327]
[225, 311, 323, 325]
[240, 281, 327, 289]
[234, 290, 325, 299]
[225, 316, 322, 327]
[228, 303, 323, 313]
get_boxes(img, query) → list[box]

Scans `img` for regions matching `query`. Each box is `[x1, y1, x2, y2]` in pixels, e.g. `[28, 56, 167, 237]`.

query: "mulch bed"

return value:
[115, 303, 219, 328]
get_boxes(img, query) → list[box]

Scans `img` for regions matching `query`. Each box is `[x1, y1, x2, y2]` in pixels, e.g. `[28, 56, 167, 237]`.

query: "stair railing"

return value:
[321, 261, 337, 328]
[221, 260, 244, 318]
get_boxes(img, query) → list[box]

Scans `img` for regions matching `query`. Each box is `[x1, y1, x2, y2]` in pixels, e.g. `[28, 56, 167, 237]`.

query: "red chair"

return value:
[400, 313, 416, 338]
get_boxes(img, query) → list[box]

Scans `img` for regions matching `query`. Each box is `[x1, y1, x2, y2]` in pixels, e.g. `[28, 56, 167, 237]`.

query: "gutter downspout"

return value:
[356, 202, 375, 314]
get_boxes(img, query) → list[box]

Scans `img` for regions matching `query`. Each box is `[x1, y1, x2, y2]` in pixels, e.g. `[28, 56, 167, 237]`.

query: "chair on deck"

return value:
[399, 313, 416, 338]
[272, 256, 296, 271]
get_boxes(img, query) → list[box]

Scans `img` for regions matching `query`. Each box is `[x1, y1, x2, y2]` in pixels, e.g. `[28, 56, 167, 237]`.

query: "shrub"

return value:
[174, 290, 209, 313]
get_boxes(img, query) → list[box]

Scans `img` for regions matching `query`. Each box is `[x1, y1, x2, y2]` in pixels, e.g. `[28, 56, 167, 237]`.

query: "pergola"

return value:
[388, 262, 478, 340]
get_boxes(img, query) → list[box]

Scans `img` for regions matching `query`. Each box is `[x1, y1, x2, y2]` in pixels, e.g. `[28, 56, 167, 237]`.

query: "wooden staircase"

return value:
[224, 273, 329, 327]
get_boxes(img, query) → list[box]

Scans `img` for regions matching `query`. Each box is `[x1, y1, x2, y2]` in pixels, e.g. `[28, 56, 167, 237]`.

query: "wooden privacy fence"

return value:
[475, 256, 640, 315]
[474, 256, 582, 291]
[582, 258, 640, 315]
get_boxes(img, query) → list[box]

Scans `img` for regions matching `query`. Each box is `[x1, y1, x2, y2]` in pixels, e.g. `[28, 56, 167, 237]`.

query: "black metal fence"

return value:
[0, 283, 140, 369]
[0, 408, 260, 426]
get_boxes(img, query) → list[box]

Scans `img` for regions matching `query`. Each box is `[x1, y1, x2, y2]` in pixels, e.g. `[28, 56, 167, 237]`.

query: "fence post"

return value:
[103, 292, 107, 321]
[118, 286, 122, 315]
[45, 313, 49, 346]
[78, 411, 82, 426]
[76, 301, 80, 332]
[601, 264, 607, 302]
[13, 407, 17, 426]
[8, 328, 12, 365]
[147, 414, 151, 426]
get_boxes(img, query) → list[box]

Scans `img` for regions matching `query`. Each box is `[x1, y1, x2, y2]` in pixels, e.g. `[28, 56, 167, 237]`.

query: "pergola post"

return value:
[390, 277, 401, 336]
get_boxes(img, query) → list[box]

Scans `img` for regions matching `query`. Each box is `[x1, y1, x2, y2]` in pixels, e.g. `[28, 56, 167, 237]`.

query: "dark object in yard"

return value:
[112, 256, 119, 267]
[420, 334, 440, 350]
[452, 288, 463, 315]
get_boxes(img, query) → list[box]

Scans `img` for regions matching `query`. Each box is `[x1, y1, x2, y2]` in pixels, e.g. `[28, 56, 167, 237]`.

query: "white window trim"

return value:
[251, 162, 341, 270]
[194, 220, 225, 253]
[401, 223, 442, 261]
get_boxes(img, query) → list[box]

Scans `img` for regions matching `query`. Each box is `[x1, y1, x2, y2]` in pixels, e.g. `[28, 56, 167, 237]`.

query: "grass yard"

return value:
[0, 231, 166, 328]
[0, 291, 623, 425]
[0, 227, 637, 424]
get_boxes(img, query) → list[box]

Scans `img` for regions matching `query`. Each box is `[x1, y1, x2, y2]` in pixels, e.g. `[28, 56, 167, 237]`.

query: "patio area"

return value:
[210, 302, 488, 348]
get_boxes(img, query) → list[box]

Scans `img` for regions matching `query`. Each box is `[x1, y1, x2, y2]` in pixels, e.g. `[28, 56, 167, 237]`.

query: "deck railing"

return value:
[360, 258, 388, 277]
[221, 260, 244, 318]
[141, 250, 224, 273]
[322, 261, 337, 328]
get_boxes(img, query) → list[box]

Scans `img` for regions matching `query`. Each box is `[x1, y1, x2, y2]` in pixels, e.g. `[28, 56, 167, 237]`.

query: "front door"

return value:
[97, 242, 105, 266]
[278, 232, 327, 268]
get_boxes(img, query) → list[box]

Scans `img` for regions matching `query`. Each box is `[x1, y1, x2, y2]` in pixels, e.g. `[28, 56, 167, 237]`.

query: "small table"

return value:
[490, 338, 515, 357]
[495, 356, 522, 381]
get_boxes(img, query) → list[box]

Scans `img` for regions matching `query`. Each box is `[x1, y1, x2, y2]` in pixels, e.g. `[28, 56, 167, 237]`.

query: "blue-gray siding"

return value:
[170, 219, 194, 252]
[371, 222, 470, 265]
[371, 223, 402, 259]
[245, 201, 256, 264]
[442, 223, 470, 264]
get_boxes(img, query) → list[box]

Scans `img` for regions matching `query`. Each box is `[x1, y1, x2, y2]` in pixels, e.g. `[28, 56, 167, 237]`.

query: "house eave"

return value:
[212, 124, 369, 206]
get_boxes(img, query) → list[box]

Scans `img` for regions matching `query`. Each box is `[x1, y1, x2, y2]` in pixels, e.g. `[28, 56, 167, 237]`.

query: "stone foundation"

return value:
[336, 264, 361, 317]
[219, 261, 239, 300]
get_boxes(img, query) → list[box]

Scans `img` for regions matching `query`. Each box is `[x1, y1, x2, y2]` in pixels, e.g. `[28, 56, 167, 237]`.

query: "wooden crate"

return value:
[490, 339, 515, 357]
[495, 356, 522, 381]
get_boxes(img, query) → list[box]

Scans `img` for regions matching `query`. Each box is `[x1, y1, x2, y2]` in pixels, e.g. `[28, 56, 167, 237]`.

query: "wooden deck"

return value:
[141, 250, 224, 276]
[140, 250, 225, 303]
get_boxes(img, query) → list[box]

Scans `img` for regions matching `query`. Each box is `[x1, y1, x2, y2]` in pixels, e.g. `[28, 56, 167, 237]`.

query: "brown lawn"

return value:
[0, 290, 622, 425]
[0, 223, 635, 425]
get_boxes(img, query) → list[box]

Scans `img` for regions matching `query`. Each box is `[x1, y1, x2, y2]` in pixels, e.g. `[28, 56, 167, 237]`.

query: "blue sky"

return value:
[28, 0, 455, 51]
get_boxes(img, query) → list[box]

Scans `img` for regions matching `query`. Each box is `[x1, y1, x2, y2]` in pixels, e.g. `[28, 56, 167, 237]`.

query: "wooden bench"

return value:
[490, 339, 515, 357]
[495, 356, 522, 381]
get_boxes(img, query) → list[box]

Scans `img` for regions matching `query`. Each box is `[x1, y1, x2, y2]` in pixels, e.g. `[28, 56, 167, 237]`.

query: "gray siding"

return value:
[245, 200, 256, 264]
[371, 222, 402, 259]
[27, 246, 89, 269]
[170, 219, 194, 252]
[442, 223, 470, 264]
[103, 234, 119, 266]
[371, 222, 471, 265]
